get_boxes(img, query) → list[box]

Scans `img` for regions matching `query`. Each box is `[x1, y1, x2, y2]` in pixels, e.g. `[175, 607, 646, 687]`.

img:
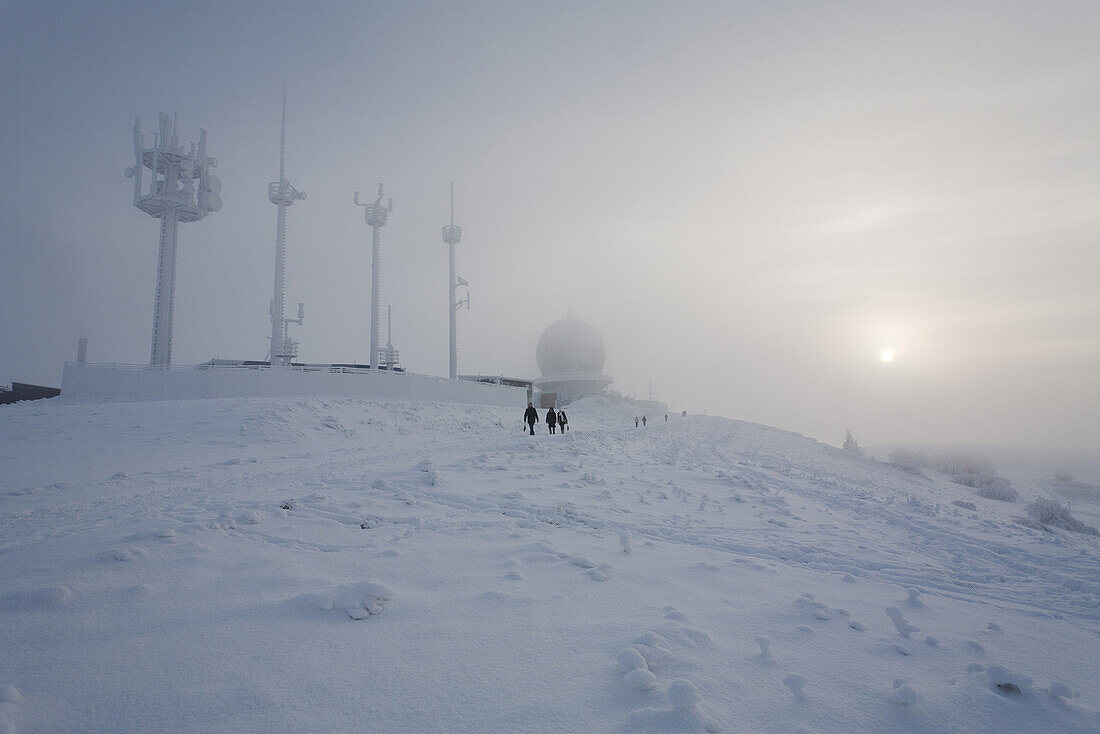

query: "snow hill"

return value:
[1, 396, 1097, 733]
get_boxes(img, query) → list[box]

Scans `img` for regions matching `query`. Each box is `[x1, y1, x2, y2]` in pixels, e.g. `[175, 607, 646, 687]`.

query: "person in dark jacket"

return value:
[524, 403, 538, 435]
[546, 407, 558, 434]
[558, 410, 568, 432]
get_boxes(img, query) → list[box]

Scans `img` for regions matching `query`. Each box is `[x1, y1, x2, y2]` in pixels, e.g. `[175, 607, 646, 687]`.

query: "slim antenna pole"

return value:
[356, 183, 392, 368]
[279, 82, 287, 183]
[268, 83, 306, 366]
[442, 181, 465, 380]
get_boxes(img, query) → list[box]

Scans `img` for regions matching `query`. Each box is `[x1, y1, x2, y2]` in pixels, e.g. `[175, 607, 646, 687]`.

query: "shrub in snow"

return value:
[1025, 498, 1098, 535]
[951, 500, 977, 511]
[888, 449, 930, 469]
[951, 472, 1018, 501]
[975, 478, 1018, 501]
[888, 449, 930, 476]
[939, 452, 997, 477]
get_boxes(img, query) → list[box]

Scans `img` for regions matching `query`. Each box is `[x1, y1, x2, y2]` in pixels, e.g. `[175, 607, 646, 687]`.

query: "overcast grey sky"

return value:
[1, 0, 1097, 448]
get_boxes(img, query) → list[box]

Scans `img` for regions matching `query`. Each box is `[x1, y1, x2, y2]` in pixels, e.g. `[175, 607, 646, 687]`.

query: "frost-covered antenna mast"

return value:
[355, 183, 392, 368]
[442, 181, 468, 380]
[268, 83, 307, 366]
[126, 112, 222, 367]
[379, 304, 400, 370]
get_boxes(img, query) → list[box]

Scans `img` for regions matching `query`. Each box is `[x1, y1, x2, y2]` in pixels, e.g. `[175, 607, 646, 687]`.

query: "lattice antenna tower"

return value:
[125, 113, 222, 367]
[442, 181, 468, 380]
[268, 83, 307, 366]
[378, 304, 400, 370]
[355, 183, 392, 368]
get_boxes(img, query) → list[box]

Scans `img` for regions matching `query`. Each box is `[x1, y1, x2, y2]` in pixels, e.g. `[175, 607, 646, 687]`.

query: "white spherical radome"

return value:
[536, 318, 606, 375]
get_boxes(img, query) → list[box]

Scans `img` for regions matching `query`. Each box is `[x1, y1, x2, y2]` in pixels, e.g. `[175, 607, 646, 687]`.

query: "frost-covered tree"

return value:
[843, 429, 864, 456]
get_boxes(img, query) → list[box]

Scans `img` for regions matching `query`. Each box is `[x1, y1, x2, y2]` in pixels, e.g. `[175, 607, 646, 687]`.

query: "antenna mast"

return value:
[355, 183, 392, 368]
[442, 181, 468, 380]
[268, 83, 307, 366]
[379, 304, 400, 370]
[125, 112, 222, 367]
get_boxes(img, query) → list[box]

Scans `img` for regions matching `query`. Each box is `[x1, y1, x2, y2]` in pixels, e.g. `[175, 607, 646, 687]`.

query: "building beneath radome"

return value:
[534, 317, 612, 407]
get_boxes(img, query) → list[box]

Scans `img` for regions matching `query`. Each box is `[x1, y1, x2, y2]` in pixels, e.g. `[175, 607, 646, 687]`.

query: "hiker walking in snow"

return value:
[642, 415, 647, 426]
[635, 417, 639, 428]
[558, 410, 568, 432]
[546, 407, 558, 434]
[664, 413, 668, 422]
[524, 403, 539, 436]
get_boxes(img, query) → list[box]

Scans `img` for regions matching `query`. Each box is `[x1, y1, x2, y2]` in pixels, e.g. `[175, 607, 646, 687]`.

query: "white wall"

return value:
[61, 363, 526, 408]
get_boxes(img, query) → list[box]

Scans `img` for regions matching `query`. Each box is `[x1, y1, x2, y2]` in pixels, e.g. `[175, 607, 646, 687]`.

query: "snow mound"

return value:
[296, 581, 395, 620]
[987, 665, 1033, 696]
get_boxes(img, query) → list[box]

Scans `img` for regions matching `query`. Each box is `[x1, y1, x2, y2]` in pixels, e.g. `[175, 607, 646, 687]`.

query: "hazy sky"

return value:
[2, 0, 1097, 448]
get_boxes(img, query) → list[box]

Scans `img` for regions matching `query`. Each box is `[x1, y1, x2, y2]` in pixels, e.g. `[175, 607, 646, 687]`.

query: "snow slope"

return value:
[1, 396, 1097, 733]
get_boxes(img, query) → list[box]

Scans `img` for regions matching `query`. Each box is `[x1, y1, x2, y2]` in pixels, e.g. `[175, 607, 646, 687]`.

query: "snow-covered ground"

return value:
[1, 396, 1097, 733]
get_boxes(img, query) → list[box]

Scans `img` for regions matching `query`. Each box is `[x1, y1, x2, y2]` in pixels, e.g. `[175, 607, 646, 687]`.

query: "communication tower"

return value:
[378, 305, 400, 370]
[355, 184, 392, 368]
[125, 113, 221, 367]
[442, 182, 469, 380]
[268, 84, 307, 366]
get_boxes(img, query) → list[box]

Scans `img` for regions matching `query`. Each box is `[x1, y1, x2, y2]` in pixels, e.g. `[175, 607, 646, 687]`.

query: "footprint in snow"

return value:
[1, 585, 75, 612]
[963, 640, 985, 654]
[664, 606, 690, 623]
[100, 546, 149, 563]
[784, 674, 808, 700]
[884, 607, 919, 638]
[890, 679, 919, 705]
[755, 635, 774, 664]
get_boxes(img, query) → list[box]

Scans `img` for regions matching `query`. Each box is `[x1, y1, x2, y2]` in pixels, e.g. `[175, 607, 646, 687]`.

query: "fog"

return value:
[2, 0, 1097, 448]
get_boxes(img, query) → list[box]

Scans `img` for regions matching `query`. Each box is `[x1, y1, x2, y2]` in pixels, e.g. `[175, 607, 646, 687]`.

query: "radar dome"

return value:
[536, 318, 606, 375]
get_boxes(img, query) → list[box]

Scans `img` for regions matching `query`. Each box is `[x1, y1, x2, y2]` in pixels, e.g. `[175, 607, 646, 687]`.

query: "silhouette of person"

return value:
[546, 407, 558, 434]
[642, 415, 647, 426]
[558, 410, 568, 432]
[524, 402, 538, 436]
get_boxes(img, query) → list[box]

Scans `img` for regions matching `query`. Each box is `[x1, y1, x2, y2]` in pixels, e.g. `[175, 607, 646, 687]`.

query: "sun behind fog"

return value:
[880, 349, 896, 363]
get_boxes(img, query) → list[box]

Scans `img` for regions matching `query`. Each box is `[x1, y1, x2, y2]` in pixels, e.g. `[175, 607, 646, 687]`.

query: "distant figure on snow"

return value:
[635, 417, 639, 428]
[558, 410, 568, 432]
[664, 413, 668, 422]
[546, 407, 558, 434]
[642, 415, 647, 426]
[524, 402, 539, 436]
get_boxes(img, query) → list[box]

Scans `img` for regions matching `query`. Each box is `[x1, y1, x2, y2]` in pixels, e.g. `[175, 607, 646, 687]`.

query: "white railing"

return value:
[61, 362, 526, 408]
